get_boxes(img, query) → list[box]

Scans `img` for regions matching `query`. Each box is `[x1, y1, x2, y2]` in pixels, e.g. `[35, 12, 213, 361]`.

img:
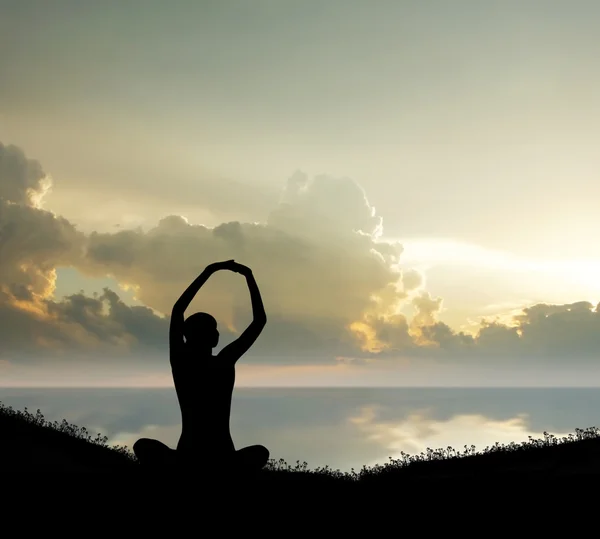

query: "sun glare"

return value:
[382, 237, 600, 306]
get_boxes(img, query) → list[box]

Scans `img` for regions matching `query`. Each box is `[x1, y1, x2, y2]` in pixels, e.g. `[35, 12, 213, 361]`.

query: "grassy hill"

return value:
[2, 400, 600, 491]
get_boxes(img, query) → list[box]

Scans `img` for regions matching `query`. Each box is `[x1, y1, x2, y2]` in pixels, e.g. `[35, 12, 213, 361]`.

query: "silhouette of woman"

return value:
[133, 260, 270, 475]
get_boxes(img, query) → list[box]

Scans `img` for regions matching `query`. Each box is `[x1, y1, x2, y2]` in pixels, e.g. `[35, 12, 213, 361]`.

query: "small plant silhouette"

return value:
[2, 400, 600, 481]
[0, 402, 136, 461]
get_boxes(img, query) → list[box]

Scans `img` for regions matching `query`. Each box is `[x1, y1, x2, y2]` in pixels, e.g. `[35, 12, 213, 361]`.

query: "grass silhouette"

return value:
[2, 400, 600, 488]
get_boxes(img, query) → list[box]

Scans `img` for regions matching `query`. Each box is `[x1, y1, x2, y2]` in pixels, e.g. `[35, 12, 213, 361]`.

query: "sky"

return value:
[2, 1, 600, 386]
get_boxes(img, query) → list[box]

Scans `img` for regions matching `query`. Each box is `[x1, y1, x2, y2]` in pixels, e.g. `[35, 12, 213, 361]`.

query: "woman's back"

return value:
[171, 349, 236, 453]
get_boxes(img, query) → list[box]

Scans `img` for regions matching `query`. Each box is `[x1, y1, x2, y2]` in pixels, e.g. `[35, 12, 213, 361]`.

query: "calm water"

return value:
[1, 387, 599, 472]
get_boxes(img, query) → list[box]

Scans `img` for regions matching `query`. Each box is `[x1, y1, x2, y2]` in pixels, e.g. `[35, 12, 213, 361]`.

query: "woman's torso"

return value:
[171, 351, 236, 454]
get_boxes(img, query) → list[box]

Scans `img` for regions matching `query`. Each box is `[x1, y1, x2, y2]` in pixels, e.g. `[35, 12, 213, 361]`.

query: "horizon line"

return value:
[3, 385, 600, 390]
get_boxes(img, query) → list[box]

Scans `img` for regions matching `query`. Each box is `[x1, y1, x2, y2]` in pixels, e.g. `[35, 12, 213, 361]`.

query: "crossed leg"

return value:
[133, 438, 176, 469]
[231, 444, 270, 473]
[133, 438, 269, 475]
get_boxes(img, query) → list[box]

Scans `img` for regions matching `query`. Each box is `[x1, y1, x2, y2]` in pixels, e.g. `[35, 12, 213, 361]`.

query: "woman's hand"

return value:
[206, 259, 252, 276]
[206, 259, 236, 273]
[206, 260, 252, 276]
[230, 261, 252, 277]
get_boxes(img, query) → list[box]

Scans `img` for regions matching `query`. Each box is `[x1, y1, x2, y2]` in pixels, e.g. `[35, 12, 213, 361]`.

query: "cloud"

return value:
[405, 300, 600, 364]
[0, 143, 170, 362]
[0, 143, 85, 301]
[0, 143, 92, 361]
[1, 144, 414, 364]
[43, 289, 172, 355]
[355, 283, 600, 365]
[0, 278, 175, 364]
[0, 143, 52, 207]
[513, 301, 600, 360]
[268, 171, 384, 240]
[75, 170, 411, 362]
[3, 141, 600, 372]
[50, 159, 280, 234]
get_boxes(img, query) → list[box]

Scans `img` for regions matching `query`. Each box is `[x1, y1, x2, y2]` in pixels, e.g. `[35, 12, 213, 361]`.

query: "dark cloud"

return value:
[44, 288, 171, 355]
[513, 301, 600, 361]
[0, 200, 85, 298]
[369, 300, 600, 365]
[0, 301, 69, 361]
[0, 287, 172, 364]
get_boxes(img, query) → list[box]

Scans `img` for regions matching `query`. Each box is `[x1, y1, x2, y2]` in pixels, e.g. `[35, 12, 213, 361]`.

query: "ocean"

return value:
[1, 387, 599, 472]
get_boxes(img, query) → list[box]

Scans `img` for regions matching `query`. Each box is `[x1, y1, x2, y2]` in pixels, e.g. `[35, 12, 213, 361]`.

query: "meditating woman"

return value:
[133, 259, 269, 474]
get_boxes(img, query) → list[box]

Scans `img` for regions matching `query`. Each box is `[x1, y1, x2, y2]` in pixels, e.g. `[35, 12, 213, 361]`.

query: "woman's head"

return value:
[184, 312, 219, 349]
